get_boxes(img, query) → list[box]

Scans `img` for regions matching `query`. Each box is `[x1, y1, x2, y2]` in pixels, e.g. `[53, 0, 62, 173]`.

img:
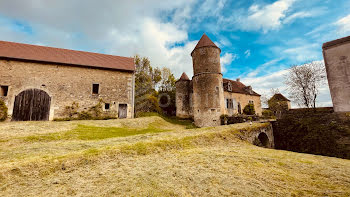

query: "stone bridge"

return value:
[237, 122, 275, 148]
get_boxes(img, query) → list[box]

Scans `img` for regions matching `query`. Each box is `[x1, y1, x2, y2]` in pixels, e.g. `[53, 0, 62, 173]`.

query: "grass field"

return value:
[1, 115, 350, 196]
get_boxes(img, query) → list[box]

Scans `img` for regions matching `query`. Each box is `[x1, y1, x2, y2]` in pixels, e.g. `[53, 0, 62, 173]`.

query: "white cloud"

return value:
[335, 14, 350, 36]
[244, 50, 251, 58]
[242, 61, 332, 108]
[283, 11, 313, 24]
[282, 43, 319, 62]
[0, 0, 197, 79]
[242, 0, 297, 32]
[246, 58, 283, 78]
[221, 53, 237, 74]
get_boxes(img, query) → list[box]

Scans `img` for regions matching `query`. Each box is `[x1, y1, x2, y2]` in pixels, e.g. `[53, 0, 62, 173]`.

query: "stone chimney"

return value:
[236, 78, 240, 82]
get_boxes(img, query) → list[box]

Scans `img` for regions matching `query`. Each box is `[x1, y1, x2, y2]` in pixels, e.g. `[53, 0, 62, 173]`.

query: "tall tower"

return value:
[191, 34, 225, 127]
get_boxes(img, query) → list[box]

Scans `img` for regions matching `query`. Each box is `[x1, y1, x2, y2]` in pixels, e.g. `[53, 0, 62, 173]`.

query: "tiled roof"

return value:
[0, 40, 135, 71]
[269, 93, 290, 101]
[179, 72, 190, 80]
[191, 34, 221, 55]
[223, 78, 260, 96]
[323, 35, 350, 49]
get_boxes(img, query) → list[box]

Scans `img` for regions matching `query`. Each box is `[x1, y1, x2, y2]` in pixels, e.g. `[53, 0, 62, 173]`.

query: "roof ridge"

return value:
[0, 40, 135, 71]
[0, 40, 133, 60]
[191, 34, 220, 55]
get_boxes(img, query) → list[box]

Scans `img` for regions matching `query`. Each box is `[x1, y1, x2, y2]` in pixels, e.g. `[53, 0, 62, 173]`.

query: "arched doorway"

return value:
[12, 89, 51, 121]
[257, 133, 269, 147]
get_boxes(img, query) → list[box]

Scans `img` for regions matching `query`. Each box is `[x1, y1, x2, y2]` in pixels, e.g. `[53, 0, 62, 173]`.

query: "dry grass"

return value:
[0, 116, 350, 196]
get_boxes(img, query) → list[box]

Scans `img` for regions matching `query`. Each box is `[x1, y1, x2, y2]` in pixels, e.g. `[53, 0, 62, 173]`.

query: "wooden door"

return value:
[12, 89, 51, 121]
[118, 104, 127, 119]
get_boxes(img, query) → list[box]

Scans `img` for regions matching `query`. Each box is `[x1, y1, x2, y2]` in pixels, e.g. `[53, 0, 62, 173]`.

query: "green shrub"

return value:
[78, 111, 93, 120]
[262, 110, 275, 119]
[243, 104, 255, 115]
[0, 99, 8, 121]
[64, 102, 79, 118]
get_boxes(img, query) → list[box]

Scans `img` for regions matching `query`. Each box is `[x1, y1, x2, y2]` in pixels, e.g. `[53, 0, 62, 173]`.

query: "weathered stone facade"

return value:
[176, 34, 262, 127]
[0, 43, 135, 121]
[323, 35, 350, 112]
[224, 91, 262, 116]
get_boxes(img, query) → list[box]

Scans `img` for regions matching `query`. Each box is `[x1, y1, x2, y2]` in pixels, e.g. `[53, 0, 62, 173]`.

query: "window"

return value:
[226, 99, 233, 109]
[0, 86, 8, 96]
[228, 83, 232, 91]
[238, 102, 241, 114]
[249, 100, 254, 105]
[105, 103, 110, 110]
[92, 84, 99, 94]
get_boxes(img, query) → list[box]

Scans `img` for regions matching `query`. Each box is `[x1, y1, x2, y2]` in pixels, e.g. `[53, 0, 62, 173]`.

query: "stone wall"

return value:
[323, 37, 350, 112]
[192, 46, 225, 127]
[237, 123, 274, 148]
[224, 92, 262, 116]
[175, 80, 193, 118]
[0, 59, 134, 120]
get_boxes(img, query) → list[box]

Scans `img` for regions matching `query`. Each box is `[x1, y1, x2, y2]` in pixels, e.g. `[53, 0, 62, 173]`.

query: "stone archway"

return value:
[258, 132, 269, 147]
[12, 89, 51, 121]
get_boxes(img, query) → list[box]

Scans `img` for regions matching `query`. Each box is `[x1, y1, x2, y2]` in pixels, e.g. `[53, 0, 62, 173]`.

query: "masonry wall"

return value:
[0, 59, 134, 120]
[224, 92, 262, 116]
[323, 41, 350, 112]
[175, 80, 193, 118]
[192, 47, 225, 127]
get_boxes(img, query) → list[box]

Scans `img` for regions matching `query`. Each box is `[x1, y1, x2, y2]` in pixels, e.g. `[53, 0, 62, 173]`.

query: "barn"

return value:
[0, 40, 135, 121]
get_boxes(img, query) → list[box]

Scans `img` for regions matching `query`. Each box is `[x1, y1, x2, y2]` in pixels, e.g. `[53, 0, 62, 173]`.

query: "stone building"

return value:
[0, 40, 135, 121]
[323, 35, 350, 112]
[176, 34, 262, 127]
[268, 93, 291, 119]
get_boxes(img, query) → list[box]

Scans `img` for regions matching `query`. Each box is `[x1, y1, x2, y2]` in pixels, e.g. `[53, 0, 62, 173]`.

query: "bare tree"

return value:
[284, 61, 326, 108]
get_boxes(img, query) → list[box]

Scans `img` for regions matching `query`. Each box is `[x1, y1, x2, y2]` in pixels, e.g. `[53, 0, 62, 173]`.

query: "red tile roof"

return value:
[179, 72, 190, 80]
[269, 93, 290, 101]
[223, 78, 260, 96]
[322, 35, 350, 49]
[0, 40, 135, 72]
[191, 34, 221, 56]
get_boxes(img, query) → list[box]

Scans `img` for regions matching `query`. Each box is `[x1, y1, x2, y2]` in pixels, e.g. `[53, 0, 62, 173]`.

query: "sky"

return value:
[0, 0, 349, 107]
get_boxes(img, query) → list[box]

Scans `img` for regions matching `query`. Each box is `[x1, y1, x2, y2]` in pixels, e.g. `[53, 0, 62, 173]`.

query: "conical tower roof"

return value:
[191, 34, 221, 56]
[179, 72, 190, 81]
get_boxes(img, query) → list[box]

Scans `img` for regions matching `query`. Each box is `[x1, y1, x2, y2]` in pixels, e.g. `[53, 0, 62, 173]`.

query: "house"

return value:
[0, 40, 135, 121]
[175, 34, 262, 127]
[268, 93, 291, 118]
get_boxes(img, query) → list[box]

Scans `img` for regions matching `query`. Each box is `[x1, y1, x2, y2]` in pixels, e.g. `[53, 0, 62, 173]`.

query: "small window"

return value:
[105, 103, 110, 110]
[228, 83, 232, 91]
[249, 100, 254, 105]
[92, 84, 99, 94]
[0, 86, 8, 97]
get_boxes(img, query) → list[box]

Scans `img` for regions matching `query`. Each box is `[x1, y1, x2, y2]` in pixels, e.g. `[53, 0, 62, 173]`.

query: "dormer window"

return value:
[228, 82, 232, 92]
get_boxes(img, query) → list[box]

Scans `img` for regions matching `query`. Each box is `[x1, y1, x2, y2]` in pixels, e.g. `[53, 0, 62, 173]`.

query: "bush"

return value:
[243, 104, 255, 115]
[78, 111, 93, 120]
[262, 110, 275, 119]
[0, 99, 8, 121]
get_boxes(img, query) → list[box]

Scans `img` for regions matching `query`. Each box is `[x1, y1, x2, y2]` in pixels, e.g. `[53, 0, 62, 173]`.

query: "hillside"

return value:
[0, 116, 350, 196]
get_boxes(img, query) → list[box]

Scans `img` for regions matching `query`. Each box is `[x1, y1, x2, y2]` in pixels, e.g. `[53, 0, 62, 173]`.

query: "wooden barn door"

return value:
[118, 104, 127, 119]
[12, 89, 51, 121]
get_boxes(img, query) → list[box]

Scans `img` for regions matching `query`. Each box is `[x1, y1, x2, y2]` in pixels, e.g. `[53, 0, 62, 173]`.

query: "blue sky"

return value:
[0, 0, 349, 107]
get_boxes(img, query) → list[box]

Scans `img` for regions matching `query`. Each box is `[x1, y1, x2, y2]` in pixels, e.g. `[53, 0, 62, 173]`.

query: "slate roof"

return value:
[191, 34, 221, 55]
[0, 40, 135, 72]
[223, 78, 260, 96]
